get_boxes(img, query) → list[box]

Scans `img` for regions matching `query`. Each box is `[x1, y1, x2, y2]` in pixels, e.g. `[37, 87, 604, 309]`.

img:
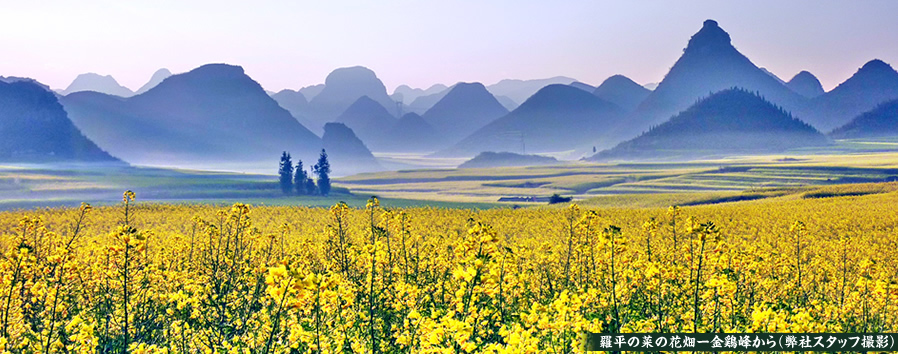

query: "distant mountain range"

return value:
[407, 86, 451, 114]
[379, 113, 444, 152]
[570, 82, 596, 93]
[270, 89, 317, 130]
[1, 76, 52, 92]
[799, 59, 898, 132]
[336, 96, 398, 149]
[58, 69, 173, 98]
[621, 20, 807, 142]
[486, 76, 577, 104]
[6, 18, 898, 173]
[785, 71, 824, 98]
[60, 73, 135, 97]
[304, 66, 398, 134]
[321, 122, 382, 173]
[494, 95, 519, 111]
[589, 88, 828, 161]
[440, 84, 624, 157]
[593, 75, 651, 112]
[299, 84, 325, 101]
[135, 68, 172, 95]
[830, 99, 898, 139]
[391, 84, 448, 105]
[760, 67, 786, 84]
[398, 77, 584, 116]
[59, 64, 377, 175]
[0, 80, 119, 162]
[422, 82, 509, 145]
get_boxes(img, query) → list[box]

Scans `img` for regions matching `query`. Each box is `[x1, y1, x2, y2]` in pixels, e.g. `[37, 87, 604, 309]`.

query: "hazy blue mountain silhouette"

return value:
[271, 89, 319, 130]
[1, 76, 52, 92]
[62, 73, 134, 97]
[494, 95, 519, 111]
[422, 82, 508, 145]
[271, 89, 308, 113]
[800, 60, 898, 132]
[622, 20, 806, 142]
[440, 84, 624, 157]
[392, 84, 448, 105]
[60, 64, 324, 166]
[785, 71, 824, 98]
[458, 151, 559, 169]
[306, 66, 397, 132]
[829, 99, 898, 139]
[570, 82, 596, 93]
[335, 96, 398, 149]
[0, 80, 119, 162]
[589, 88, 828, 161]
[135, 68, 172, 94]
[487, 76, 577, 104]
[378, 113, 445, 153]
[760, 67, 786, 84]
[390, 85, 418, 104]
[299, 84, 325, 101]
[407, 85, 452, 114]
[321, 122, 383, 174]
[593, 75, 651, 112]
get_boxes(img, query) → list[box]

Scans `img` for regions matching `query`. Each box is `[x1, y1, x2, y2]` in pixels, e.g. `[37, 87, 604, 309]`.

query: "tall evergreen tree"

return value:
[304, 169, 318, 195]
[294, 160, 307, 195]
[305, 170, 318, 195]
[278, 151, 293, 195]
[313, 149, 331, 196]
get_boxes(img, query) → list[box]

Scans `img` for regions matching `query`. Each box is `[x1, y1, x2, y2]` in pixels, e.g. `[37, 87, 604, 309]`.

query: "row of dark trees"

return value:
[278, 149, 331, 196]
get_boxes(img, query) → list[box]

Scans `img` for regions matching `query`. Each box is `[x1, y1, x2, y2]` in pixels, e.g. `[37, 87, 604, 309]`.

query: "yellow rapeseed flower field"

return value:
[0, 189, 896, 353]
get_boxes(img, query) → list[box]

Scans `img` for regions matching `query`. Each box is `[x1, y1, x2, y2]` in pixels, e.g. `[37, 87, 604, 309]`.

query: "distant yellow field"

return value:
[337, 152, 898, 204]
[0, 187, 895, 352]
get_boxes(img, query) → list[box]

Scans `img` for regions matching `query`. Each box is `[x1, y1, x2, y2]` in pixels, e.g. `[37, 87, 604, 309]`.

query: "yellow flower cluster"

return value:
[0, 190, 894, 352]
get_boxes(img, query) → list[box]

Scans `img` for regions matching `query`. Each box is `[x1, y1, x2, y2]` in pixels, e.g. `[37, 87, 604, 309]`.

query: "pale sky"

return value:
[2, 0, 897, 93]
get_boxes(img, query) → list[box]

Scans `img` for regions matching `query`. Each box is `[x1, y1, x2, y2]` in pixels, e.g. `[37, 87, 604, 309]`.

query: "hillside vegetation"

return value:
[591, 88, 828, 161]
